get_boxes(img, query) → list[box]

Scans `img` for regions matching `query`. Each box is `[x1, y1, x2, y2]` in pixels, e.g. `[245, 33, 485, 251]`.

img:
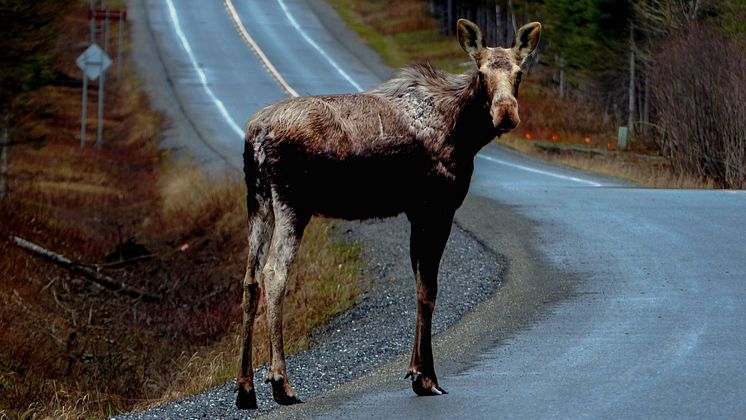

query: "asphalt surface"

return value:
[128, 0, 746, 418]
[318, 149, 746, 419]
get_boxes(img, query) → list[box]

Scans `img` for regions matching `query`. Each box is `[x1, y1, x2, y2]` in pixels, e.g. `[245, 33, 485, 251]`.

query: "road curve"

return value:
[129, 0, 746, 417]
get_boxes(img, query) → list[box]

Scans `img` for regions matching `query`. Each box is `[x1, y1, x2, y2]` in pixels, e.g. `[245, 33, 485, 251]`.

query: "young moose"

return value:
[235, 19, 541, 409]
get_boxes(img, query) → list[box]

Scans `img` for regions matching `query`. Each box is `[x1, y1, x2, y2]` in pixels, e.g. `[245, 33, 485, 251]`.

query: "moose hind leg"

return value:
[405, 212, 453, 396]
[236, 197, 274, 410]
[263, 201, 309, 405]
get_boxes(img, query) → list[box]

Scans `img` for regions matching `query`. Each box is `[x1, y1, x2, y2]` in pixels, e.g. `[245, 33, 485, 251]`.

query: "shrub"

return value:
[650, 23, 746, 188]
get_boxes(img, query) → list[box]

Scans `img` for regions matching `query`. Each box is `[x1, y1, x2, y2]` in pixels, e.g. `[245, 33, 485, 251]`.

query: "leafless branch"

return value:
[9, 236, 162, 302]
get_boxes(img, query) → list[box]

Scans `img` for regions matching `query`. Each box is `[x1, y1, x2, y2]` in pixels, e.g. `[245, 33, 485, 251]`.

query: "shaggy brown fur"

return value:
[235, 19, 541, 409]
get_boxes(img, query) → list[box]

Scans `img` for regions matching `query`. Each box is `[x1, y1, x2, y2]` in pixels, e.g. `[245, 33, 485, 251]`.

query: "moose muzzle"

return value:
[491, 95, 520, 132]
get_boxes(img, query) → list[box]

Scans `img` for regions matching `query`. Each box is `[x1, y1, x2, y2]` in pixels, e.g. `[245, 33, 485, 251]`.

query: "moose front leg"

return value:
[405, 211, 454, 396]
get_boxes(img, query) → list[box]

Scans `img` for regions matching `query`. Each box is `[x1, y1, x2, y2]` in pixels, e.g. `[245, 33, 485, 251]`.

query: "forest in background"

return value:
[425, 0, 746, 187]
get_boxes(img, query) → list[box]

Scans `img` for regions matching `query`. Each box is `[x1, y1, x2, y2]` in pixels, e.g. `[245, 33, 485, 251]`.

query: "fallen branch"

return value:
[10, 236, 161, 302]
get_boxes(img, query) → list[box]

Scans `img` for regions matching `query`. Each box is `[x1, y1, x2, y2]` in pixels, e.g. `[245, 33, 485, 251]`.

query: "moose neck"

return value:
[440, 70, 497, 160]
[375, 64, 499, 163]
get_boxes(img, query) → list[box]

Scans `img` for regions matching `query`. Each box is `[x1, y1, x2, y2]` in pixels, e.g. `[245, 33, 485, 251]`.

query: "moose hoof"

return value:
[235, 387, 257, 410]
[269, 378, 304, 406]
[405, 372, 448, 396]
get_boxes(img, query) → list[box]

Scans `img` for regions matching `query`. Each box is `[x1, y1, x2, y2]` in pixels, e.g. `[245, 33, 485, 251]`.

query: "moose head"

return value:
[457, 19, 541, 134]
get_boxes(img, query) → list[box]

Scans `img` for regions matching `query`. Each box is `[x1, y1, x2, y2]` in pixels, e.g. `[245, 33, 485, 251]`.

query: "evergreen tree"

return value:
[0, 0, 71, 114]
[538, 0, 632, 79]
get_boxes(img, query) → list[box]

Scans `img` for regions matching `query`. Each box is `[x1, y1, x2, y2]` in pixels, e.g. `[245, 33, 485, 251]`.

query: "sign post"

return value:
[76, 43, 112, 148]
[88, 7, 127, 79]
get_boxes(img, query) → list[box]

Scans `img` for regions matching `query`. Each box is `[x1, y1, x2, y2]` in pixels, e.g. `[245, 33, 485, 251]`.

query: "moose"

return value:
[235, 18, 541, 409]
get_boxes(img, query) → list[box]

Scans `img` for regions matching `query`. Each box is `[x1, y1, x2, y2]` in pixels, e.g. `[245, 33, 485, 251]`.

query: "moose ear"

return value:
[457, 19, 486, 62]
[512, 22, 542, 63]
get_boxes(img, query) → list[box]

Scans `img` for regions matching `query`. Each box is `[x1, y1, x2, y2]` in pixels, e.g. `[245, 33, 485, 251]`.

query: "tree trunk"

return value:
[507, 0, 516, 43]
[627, 23, 636, 137]
[0, 112, 8, 199]
[642, 66, 650, 134]
[447, 0, 453, 35]
[559, 56, 566, 99]
[496, 5, 503, 47]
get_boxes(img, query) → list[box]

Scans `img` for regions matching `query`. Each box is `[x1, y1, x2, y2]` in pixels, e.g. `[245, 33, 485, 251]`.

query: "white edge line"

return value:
[477, 154, 603, 187]
[276, 0, 363, 92]
[166, 0, 244, 138]
[225, 0, 300, 98]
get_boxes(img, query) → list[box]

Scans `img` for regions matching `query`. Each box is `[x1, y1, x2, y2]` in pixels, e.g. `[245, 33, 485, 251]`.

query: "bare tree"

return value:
[651, 23, 746, 188]
[627, 23, 636, 135]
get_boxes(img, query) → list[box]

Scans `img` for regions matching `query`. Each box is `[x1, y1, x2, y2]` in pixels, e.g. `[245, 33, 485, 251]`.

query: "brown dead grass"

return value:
[154, 167, 363, 358]
[131, 166, 362, 412]
[0, 4, 361, 419]
[498, 137, 715, 189]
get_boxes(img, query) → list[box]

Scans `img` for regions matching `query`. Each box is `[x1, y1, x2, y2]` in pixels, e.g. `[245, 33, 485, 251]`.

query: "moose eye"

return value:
[513, 71, 523, 97]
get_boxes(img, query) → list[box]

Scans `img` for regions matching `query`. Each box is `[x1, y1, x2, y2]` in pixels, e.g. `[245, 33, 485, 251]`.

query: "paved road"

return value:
[321, 148, 746, 418]
[132, 0, 746, 417]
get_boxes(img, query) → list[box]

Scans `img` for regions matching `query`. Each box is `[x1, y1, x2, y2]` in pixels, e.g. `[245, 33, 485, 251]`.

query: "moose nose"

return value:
[496, 112, 517, 130]
[491, 96, 520, 131]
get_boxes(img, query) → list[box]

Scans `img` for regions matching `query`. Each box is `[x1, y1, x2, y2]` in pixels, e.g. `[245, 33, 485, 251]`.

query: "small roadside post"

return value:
[618, 126, 629, 151]
[76, 43, 112, 148]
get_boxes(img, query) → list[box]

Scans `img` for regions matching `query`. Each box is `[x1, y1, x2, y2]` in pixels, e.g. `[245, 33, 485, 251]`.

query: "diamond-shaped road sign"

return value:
[76, 43, 112, 81]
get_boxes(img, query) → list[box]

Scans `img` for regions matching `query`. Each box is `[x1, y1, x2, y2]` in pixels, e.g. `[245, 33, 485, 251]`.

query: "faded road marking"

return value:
[276, 0, 364, 92]
[477, 154, 604, 187]
[166, 0, 244, 138]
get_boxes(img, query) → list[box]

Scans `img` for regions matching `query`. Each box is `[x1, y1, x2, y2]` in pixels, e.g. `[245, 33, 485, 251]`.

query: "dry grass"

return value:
[326, 0, 466, 72]
[498, 137, 715, 189]
[0, 4, 362, 418]
[132, 166, 362, 412]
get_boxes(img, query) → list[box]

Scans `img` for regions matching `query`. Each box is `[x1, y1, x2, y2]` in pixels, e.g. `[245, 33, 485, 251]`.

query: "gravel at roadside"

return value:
[119, 215, 504, 419]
